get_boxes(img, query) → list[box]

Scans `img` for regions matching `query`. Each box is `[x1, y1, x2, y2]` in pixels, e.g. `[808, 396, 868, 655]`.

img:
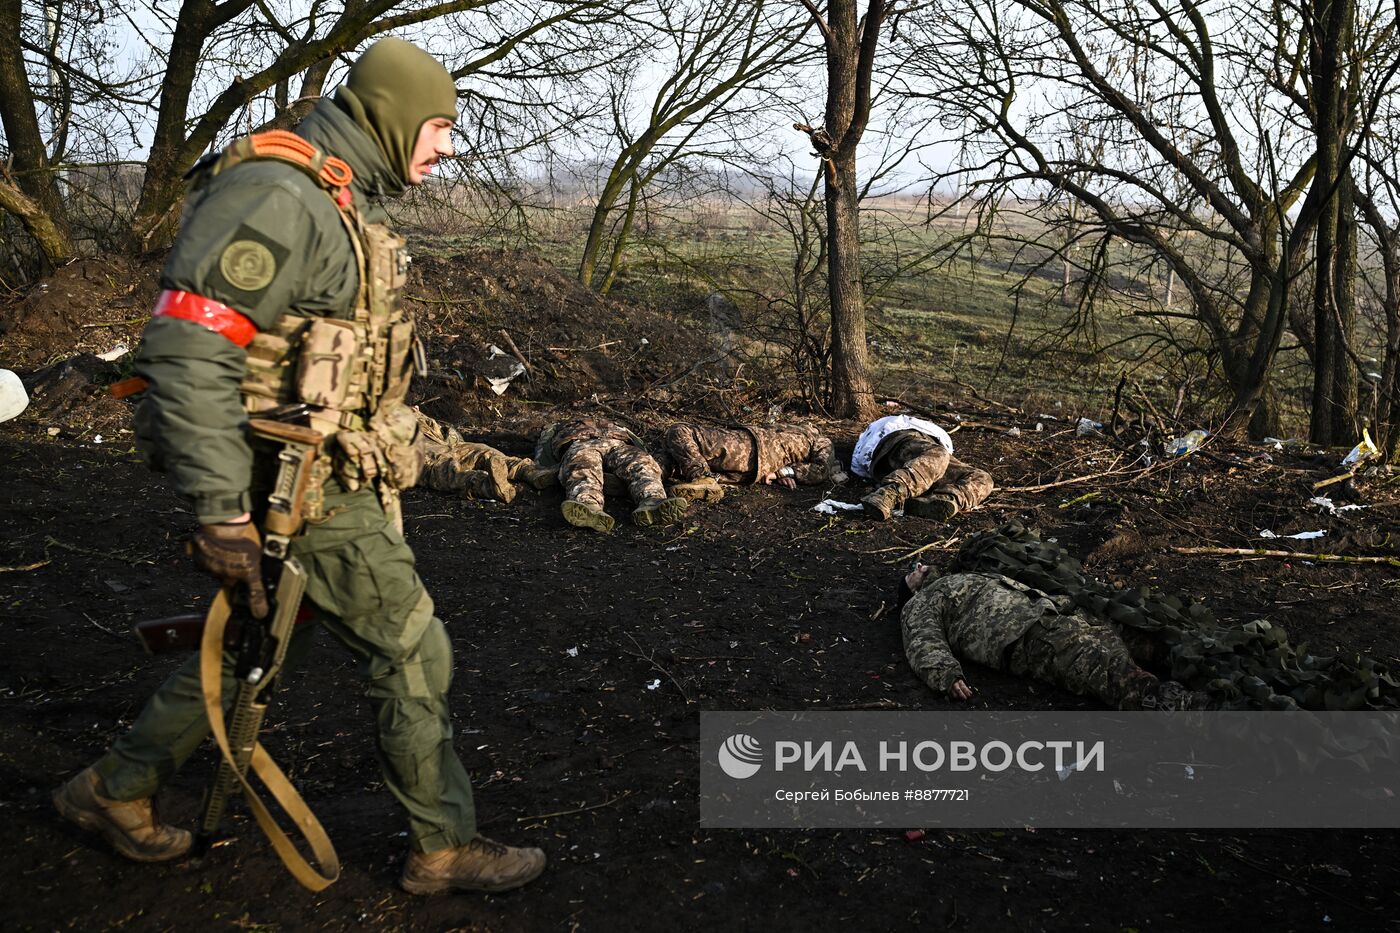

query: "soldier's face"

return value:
[408, 118, 455, 184]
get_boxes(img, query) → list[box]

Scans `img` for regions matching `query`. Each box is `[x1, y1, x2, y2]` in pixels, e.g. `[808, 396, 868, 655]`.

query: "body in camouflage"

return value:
[415, 409, 553, 502]
[872, 430, 993, 511]
[536, 418, 666, 510]
[902, 572, 1158, 707]
[663, 422, 837, 485]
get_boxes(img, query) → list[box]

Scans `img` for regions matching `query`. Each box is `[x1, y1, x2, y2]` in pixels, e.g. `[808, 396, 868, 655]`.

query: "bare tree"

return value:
[575, 0, 813, 293]
[794, 0, 887, 420]
[905, 0, 1399, 439]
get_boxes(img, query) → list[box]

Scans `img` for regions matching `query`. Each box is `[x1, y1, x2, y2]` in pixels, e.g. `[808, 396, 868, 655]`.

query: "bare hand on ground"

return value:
[949, 679, 974, 701]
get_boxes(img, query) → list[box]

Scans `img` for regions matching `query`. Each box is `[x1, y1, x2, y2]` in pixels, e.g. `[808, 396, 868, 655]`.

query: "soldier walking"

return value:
[53, 39, 545, 895]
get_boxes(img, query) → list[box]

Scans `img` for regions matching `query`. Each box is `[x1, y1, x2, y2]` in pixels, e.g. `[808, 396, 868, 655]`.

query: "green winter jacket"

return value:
[132, 98, 402, 522]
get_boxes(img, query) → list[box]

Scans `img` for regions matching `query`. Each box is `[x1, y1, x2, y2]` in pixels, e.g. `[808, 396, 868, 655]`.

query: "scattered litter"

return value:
[1007, 426, 1021, 436]
[1262, 437, 1285, 451]
[1342, 429, 1380, 467]
[1035, 422, 1044, 432]
[903, 829, 925, 842]
[93, 434, 103, 444]
[639, 337, 650, 346]
[812, 499, 863, 514]
[1113, 779, 1124, 795]
[1366, 371, 1382, 382]
[1166, 429, 1208, 455]
[0, 370, 29, 422]
[645, 678, 661, 691]
[46, 426, 60, 436]
[480, 345, 527, 395]
[566, 646, 579, 658]
[1036, 413, 1059, 421]
[884, 400, 899, 408]
[1075, 418, 1103, 436]
[1183, 765, 1195, 780]
[104, 579, 129, 593]
[96, 343, 130, 362]
[1258, 529, 1326, 540]
[1309, 496, 1365, 515]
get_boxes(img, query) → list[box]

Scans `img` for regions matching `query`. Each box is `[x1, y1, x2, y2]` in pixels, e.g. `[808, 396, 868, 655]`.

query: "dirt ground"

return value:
[2, 252, 1399, 932]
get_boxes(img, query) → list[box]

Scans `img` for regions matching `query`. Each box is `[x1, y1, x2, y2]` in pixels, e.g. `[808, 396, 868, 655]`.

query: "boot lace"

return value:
[470, 836, 509, 858]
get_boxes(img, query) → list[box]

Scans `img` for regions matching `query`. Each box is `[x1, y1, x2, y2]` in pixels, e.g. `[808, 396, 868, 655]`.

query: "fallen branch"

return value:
[890, 537, 960, 564]
[497, 329, 533, 379]
[547, 340, 621, 353]
[1172, 546, 1400, 569]
[513, 790, 633, 824]
[1001, 460, 1132, 494]
[1312, 471, 1354, 491]
[0, 558, 50, 573]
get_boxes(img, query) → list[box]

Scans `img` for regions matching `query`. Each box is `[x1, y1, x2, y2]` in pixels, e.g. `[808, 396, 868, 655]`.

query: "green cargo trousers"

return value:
[93, 484, 477, 853]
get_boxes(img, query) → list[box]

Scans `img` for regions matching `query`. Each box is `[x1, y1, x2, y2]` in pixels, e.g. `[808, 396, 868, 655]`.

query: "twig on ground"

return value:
[0, 559, 51, 573]
[513, 790, 633, 824]
[79, 318, 145, 329]
[82, 612, 124, 639]
[547, 340, 621, 353]
[497, 329, 533, 379]
[621, 632, 693, 704]
[1172, 546, 1400, 569]
[892, 537, 960, 564]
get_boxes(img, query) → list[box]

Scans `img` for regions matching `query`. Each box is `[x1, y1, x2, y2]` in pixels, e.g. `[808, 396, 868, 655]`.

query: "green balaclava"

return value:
[335, 38, 458, 186]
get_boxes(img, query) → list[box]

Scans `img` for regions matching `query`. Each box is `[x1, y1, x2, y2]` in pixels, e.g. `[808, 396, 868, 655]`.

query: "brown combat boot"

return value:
[670, 475, 724, 503]
[478, 453, 515, 502]
[632, 496, 689, 527]
[53, 767, 192, 862]
[400, 836, 546, 895]
[905, 493, 958, 522]
[562, 500, 615, 533]
[861, 484, 903, 521]
[510, 460, 559, 490]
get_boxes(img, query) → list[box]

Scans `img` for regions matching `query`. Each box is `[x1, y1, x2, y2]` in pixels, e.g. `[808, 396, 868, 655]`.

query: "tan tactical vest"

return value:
[194, 131, 423, 529]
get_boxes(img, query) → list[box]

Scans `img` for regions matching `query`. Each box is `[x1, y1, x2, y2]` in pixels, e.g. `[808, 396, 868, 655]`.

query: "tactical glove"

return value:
[190, 521, 270, 618]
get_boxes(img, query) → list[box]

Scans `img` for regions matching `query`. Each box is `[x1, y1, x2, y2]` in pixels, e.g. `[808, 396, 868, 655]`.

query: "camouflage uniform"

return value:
[536, 418, 665, 510]
[415, 410, 551, 502]
[902, 572, 1158, 708]
[663, 422, 838, 485]
[873, 430, 993, 511]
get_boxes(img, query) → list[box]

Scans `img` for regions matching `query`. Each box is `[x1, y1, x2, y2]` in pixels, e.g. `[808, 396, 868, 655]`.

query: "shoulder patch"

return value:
[219, 239, 278, 291]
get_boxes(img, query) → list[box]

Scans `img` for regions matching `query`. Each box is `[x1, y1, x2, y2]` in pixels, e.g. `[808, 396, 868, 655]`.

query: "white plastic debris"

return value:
[1258, 529, 1326, 540]
[482, 345, 527, 395]
[1342, 429, 1379, 467]
[1035, 422, 1044, 432]
[1183, 765, 1195, 780]
[0, 369, 29, 422]
[1262, 437, 1285, 451]
[1075, 418, 1103, 436]
[97, 342, 130, 362]
[93, 434, 104, 444]
[1007, 427, 1021, 437]
[1167, 429, 1208, 455]
[812, 499, 864, 514]
[566, 646, 579, 658]
[1309, 496, 1365, 515]
[645, 678, 661, 691]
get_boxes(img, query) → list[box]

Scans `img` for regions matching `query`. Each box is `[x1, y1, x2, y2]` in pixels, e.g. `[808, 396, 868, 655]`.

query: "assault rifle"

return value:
[141, 413, 340, 891]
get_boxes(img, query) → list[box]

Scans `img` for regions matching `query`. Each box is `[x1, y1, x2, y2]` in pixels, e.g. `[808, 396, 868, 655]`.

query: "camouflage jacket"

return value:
[131, 100, 402, 523]
[534, 417, 644, 466]
[901, 572, 1076, 693]
[680, 423, 836, 484]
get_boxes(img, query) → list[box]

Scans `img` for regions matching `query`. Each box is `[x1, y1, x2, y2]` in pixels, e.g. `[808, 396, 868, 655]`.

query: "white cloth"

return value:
[850, 415, 954, 479]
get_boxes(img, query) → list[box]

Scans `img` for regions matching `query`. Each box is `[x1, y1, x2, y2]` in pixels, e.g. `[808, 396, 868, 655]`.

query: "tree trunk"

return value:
[825, 149, 874, 418]
[814, 0, 881, 421]
[0, 0, 74, 267]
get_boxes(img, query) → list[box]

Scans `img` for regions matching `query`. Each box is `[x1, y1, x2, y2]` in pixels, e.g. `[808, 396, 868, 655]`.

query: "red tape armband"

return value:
[152, 290, 258, 348]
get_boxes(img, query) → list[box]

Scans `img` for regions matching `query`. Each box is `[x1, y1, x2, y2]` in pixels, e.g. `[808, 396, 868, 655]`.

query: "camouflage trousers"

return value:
[419, 441, 522, 498]
[1006, 612, 1156, 708]
[877, 434, 993, 510]
[560, 437, 667, 510]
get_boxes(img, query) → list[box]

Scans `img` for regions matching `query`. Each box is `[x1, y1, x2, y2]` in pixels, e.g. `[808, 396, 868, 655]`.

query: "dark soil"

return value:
[2, 251, 1399, 932]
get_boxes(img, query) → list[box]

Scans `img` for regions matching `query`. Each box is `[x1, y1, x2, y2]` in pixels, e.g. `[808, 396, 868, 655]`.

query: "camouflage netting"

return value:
[953, 523, 1400, 711]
